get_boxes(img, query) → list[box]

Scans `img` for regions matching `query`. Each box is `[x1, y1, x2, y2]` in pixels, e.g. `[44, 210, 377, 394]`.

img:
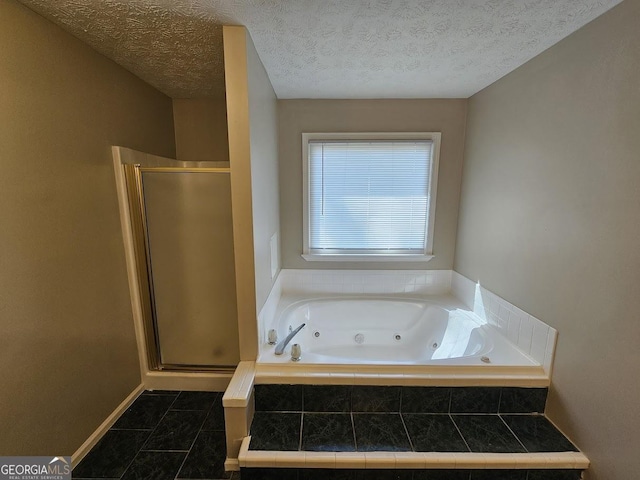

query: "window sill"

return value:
[301, 254, 434, 263]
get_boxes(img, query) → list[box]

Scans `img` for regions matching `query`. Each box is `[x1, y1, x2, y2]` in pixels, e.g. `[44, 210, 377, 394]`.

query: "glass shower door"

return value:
[141, 170, 239, 367]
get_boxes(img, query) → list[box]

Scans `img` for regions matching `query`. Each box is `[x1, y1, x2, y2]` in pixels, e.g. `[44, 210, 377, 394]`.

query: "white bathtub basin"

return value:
[275, 298, 490, 364]
[259, 295, 540, 370]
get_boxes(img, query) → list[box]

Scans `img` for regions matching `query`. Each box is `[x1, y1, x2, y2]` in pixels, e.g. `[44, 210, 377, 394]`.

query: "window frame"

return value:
[301, 132, 441, 262]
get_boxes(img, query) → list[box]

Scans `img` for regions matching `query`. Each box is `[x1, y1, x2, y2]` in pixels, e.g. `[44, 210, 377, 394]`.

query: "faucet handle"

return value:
[267, 329, 278, 345]
[291, 344, 302, 362]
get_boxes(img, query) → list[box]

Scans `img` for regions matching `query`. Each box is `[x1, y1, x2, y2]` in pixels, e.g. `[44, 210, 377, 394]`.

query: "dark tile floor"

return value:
[73, 390, 237, 480]
[72, 386, 580, 480]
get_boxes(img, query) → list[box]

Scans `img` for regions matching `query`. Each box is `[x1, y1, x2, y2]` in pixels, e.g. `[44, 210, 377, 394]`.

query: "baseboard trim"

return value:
[225, 458, 240, 471]
[144, 370, 232, 392]
[71, 384, 144, 467]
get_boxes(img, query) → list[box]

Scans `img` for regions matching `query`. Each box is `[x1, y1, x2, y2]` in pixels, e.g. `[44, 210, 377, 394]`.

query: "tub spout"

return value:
[275, 323, 306, 355]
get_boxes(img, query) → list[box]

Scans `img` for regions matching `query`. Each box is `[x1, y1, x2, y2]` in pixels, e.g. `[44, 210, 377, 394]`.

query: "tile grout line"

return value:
[498, 413, 530, 453]
[350, 411, 358, 452]
[298, 412, 304, 451]
[449, 414, 472, 453]
[399, 413, 415, 452]
[173, 392, 219, 480]
[119, 391, 181, 479]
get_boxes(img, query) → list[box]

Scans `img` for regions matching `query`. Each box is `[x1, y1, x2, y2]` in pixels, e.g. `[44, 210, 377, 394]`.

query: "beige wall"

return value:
[0, 0, 175, 455]
[278, 99, 467, 270]
[173, 98, 229, 162]
[224, 26, 280, 359]
[246, 32, 281, 311]
[454, 2, 640, 479]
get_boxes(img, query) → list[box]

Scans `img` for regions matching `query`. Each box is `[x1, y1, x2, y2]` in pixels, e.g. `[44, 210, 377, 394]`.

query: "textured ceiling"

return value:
[19, 0, 621, 99]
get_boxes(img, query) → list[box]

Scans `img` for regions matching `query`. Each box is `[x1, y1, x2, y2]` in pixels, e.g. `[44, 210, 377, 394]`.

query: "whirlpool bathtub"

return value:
[261, 296, 539, 368]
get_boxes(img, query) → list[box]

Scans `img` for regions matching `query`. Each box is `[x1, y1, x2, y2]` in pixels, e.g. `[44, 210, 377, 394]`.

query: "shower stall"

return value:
[120, 151, 240, 370]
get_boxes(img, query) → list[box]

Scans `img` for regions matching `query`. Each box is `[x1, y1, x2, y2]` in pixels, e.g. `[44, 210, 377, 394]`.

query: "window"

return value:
[302, 132, 440, 261]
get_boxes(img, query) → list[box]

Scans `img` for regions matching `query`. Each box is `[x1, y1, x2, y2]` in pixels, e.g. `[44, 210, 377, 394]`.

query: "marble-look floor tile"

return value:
[450, 387, 501, 414]
[301, 469, 356, 480]
[413, 470, 470, 480]
[304, 385, 351, 412]
[452, 415, 525, 453]
[121, 451, 186, 480]
[177, 430, 229, 479]
[171, 391, 219, 411]
[142, 410, 206, 451]
[352, 386, 401, 412]
[470, 470, 527, 480]
[354, 470, 413, 480]
[527, 470, 583, 480]
[302, 413, 355, 452]
[353, 413, 411, 452]
[401, 387, 451, 413]
[403, 414, 469, 452]
[250, 412, 301, 451]
[499, 388, 547, 414]
[201, 395, 225, 431]
[255, 384, 303, 412]
[112, 395, 175, 429]
[72, 429, 150, 478]
[241, 468, 299, 480]
[501, 415, 578, 452]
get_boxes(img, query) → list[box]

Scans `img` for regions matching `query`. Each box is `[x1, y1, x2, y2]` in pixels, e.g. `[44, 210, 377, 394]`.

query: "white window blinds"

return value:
[308, 139, 433, 255]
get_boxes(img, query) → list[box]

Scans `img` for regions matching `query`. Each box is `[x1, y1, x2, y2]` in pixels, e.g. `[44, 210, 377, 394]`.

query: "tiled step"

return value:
[253, 385, 549, 414]
[240, 384, 588, 478]
[239, 465, 584, 480]
[240, 439, 587, 479]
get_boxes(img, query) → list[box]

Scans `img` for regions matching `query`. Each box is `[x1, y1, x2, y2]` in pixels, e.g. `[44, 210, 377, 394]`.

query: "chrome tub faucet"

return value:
[274, 323, 306, 355]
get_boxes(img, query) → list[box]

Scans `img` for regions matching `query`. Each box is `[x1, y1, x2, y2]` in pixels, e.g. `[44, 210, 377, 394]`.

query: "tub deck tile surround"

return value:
[302, 413, 356, 451]
[451, 416, 526, 453]
[254, 384, 303, 412]
[402, 415, 469, 452]
[239, 469, 583, 480]
[249, 412, 301, 451]
[254, 385, 548, 414]
[501, 416, 579, 453]
[243, 384, 587, 476]
[303, 385, 352, 412]
[352, 386, 402, 412]
[248, 412, 576, 456]
[353, 414, 413, 452]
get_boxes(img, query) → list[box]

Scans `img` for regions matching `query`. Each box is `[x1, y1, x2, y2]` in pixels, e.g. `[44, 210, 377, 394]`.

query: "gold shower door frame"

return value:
[124, 164, 239, 372]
